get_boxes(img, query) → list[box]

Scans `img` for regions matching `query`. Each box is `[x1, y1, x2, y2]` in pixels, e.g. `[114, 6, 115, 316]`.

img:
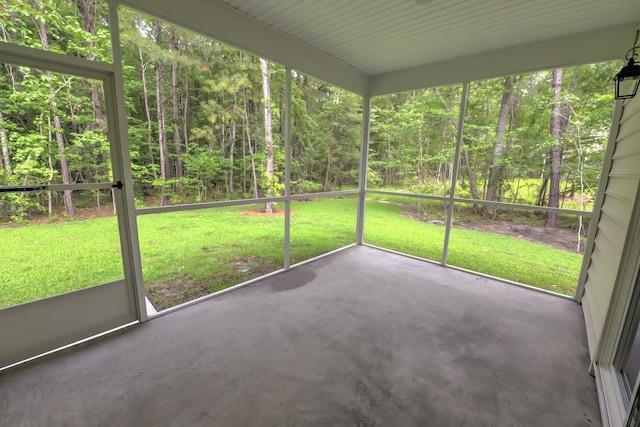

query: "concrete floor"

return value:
[1, 246, 600, 427]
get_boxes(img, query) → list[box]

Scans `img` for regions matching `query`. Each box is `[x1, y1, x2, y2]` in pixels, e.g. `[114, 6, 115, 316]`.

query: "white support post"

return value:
[284, 67, 292, 269]
[108, 2, 148, 321]
[356, 95, 372, 245]
[441, 82, 469, 266]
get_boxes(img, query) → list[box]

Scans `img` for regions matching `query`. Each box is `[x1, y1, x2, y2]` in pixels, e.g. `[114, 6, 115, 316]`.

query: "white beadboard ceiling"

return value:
[125, 0, 640, 95]
[220, 0, 638, 75]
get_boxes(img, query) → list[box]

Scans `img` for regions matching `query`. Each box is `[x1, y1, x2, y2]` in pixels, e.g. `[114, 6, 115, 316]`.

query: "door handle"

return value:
[0, 182, 123, 194]
[0, 185, 49, 193]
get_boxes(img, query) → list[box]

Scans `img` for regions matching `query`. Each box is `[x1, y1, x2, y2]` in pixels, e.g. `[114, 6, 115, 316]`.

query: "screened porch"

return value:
[1, 1, 640, 426]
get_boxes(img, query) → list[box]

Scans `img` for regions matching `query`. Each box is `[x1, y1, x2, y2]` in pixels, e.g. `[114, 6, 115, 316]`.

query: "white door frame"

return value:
[0, 41, 146, 368]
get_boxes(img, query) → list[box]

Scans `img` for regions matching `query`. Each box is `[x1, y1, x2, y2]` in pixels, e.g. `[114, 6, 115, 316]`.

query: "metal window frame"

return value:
[359, 80, 594, 301]
[442, 82, 469, 266]
[356, 95, 372, 245]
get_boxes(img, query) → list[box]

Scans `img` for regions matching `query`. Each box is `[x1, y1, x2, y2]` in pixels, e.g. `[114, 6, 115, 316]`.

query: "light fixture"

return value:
[614, 46, 640, 100]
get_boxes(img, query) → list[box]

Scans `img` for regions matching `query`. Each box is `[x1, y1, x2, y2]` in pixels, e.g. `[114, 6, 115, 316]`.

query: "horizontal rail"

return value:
[0, 41, 113, 80]
[289, 189, 359, 200]
[453, 197, 593, 217]
[136, 190, 359, 216]
[366, 189, 593, 217]
[366, 189, 449, 202]
[136, 196, 288, 215]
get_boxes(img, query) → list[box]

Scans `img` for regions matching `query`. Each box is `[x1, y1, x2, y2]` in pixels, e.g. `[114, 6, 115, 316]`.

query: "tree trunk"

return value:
[77, 0, 96, 41]
[291, 122, 301, 183]
[243, 88, 259, 209]
[1, 64, 19, 178]
[170, 29, 184, 182]
[77, 0, 110, 207]
[537, 175, 549, 206]
[463, 149, 480, 199]
[77, 1, 106, 124]
[242, 119, 247, 195]
[154, 22, 168, 206]
[156, 60, 168, 206]
[441, 127, 448, 196]
[36, 9, 75, 217]
[0, 110, 11, 176]
[545, 68, 566, 228]
[546, 144, 563, 227]
[139, 48, 156, 179]
[229, 98, 237, 193]
[47, 151, 54, 216]
[386, 128, 393, 186]
[485, 76, 515, 206]
[260, 58, 275, 213]
[183, 66, 189, 154]
[324, 147, 332, 192]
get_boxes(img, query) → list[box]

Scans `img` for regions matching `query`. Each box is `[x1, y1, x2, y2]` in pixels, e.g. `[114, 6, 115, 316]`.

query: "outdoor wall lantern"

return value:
[614, 46, 640, 99]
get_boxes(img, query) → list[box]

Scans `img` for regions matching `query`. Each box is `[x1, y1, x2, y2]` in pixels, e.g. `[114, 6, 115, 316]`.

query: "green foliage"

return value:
[0, 2, 613, 219]
[0, 0, 111, 61]
[293, 180, 323, 194]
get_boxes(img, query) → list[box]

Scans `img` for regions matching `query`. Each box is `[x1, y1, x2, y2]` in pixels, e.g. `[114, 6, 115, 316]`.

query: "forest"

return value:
[0, 0, 618, 229]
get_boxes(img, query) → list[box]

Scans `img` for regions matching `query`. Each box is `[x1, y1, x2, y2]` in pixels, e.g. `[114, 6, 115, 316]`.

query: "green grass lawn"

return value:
[137, 197, 357, 308]
[447, 228, 580, 294]
[0, 197, 583, 309]
[0, 218, 124, 307]
[365, 200, 582, 295]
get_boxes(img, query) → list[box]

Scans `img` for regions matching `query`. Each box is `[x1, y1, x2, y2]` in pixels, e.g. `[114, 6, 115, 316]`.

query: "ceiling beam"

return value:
[369, 23, 638, 96]
[118, 0, 371, 95]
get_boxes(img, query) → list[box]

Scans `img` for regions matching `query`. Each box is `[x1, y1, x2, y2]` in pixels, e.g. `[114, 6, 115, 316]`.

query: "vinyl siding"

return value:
[582, 96, 640, 359]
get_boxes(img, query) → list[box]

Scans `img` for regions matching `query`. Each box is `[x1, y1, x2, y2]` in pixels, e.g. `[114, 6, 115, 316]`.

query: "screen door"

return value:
[0, 51, 140, 368]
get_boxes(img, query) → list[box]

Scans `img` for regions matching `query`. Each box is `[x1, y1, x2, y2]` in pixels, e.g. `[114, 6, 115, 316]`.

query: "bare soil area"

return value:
[146, 276, 210, 311]
[400, 203, 585, 254]
[146, 255, 279, 310]
[452, 219, 585, 253]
